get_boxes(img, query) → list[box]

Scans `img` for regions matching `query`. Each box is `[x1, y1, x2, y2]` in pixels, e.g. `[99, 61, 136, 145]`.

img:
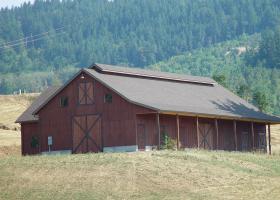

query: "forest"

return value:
[1, 0, 280, 114]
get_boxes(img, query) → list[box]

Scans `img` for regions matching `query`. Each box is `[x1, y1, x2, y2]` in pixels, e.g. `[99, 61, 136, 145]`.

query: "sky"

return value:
[0, 0, 35, 8]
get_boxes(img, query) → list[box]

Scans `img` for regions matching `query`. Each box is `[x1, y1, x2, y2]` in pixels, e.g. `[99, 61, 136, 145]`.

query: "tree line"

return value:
[0, 0, 280, 74]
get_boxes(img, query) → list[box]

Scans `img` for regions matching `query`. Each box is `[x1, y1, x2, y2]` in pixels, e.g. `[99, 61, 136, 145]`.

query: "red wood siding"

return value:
[21, 122, 39, 155]
[179, 117, 197, 148]
[136, 114, 267, 152]
[136, 114, 157, 148]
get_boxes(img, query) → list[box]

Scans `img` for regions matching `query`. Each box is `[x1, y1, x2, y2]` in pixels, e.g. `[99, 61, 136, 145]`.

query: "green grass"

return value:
[0, 150, 280, 200]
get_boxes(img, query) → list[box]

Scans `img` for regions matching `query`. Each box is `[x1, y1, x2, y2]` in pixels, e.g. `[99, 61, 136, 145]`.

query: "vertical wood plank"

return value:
[21, 127, 24, 155]
[215, 119, 219, 150]
[176, 115, 180, 149]
[196, 117, 199, 149]
[234, 120, 237, 151]
[135, 114, 138, 151]
[86, 115, 88, 152]
[251, 122, 255, 151]
[268, 124, 272, 155]
[156, 113, 160, 149]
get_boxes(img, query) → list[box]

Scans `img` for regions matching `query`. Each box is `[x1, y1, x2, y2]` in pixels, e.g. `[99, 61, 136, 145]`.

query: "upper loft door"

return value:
[78, 82, 94, 105]
[72, 114, 102, 153]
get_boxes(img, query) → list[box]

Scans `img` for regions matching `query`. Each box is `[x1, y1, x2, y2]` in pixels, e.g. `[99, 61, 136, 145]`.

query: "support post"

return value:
[268, 123, 272, 155]
[251, 122, 255, 151]
[196, 117, 199, 149]
[156, 113, 160, 149]
[233, 120, 237, 151]
[176, 115, 180, 150]
[215, 119, 219, 150]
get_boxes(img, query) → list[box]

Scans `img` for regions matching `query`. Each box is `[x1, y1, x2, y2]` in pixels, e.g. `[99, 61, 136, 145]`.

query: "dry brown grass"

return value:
[0, 129, 20, 147]
[271, 125, 280, 154]
[0, 129, 21, 157]
[0, 150, 280, 200]
[0, 94, 38, 130]
[0, 94, 35, 157]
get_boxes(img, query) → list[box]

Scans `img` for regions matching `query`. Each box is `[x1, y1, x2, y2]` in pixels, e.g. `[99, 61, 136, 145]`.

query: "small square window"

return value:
[104, 93, 112, 103]
[60, 96, 68, 107]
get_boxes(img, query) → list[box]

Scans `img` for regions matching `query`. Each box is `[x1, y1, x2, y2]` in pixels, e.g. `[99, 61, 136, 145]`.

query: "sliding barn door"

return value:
[72, 115, 102, 153]
[199, 123, 214, 150]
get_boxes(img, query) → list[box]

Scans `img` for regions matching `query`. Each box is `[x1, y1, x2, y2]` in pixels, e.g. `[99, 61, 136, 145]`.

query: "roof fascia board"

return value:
[160, 111, 280, 124]
[16, 119, 38, 124]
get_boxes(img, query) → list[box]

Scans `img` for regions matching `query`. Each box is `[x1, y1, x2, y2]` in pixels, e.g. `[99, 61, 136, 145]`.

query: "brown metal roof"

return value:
[16, 86, 60, 123]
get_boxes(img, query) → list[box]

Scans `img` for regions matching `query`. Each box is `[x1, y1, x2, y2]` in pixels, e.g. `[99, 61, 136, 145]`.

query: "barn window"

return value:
[104, 93, 112, 103]
[60, 96, 68, 107]
[78, 82, 94, 105]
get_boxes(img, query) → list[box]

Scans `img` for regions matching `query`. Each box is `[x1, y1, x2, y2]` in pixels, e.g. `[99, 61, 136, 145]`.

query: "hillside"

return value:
[0, 94, 37, 156]
[1, 0, 280, 93]
[0, 93, 38, 130]
[148, 34, 280, 115]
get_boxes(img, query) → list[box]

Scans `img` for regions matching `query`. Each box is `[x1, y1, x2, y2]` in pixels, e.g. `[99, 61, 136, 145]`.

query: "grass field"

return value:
[0, 94, 38, 130]
[0, 95, 280, 199]
[1, 150, 280, 200]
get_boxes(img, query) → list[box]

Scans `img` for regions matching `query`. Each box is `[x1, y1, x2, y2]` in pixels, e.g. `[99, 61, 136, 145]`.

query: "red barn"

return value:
[16, 63, 280, 155]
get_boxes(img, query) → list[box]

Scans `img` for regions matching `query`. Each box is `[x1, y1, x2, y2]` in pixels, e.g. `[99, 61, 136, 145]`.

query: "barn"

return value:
[16, 63, 280, 155]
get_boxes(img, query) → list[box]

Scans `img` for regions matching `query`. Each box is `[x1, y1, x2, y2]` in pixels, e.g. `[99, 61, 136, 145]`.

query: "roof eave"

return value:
[160, 110, 280, 124]
[15, 119, 39, 124]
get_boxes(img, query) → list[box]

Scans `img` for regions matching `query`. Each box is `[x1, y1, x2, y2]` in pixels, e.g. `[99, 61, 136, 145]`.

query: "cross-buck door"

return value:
[72, 115, 102, 153]
[199, 123, 214, 150]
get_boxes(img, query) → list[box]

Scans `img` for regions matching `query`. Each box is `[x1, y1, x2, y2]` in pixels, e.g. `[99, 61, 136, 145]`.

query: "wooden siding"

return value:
[135, 114, 267, 152]
[21, 122, 39, 155]
[179, 117, 197, 148]
[136, 114, 158, 148]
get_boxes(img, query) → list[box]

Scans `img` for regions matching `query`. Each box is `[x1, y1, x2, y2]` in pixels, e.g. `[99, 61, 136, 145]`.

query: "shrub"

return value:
[161, 131, 177, 150]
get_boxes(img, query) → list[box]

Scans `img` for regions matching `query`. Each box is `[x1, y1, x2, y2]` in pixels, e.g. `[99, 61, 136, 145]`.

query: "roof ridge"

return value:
[90, 63, 216, 86]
